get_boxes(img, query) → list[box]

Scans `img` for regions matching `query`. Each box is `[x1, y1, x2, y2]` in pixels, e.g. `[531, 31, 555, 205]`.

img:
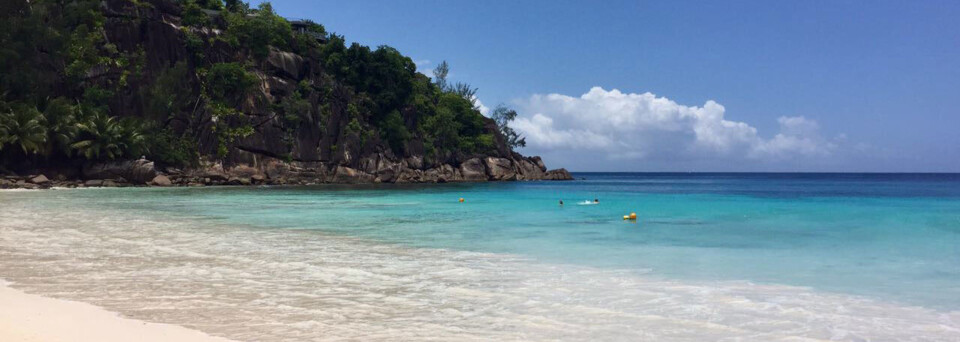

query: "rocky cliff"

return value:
[0, 0, 572, 186]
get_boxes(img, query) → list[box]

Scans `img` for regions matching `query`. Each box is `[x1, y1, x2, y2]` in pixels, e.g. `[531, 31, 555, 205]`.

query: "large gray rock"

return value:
[29, 174, 50, 185]
[404, 156, 424, 170]
[544, 168, 574, 180]
[330, 166, 375, 184]
[484, 157, 516, 180]
[82, 159, 157, 184]
[226, 165, 263, 179]
[265, 49, 305, 79]
[375, 156, 401, 183]
[394, 169, 424, 183]
[459, 158, 488, 182]
[514, 158, 546, 180]
[16, 181, 39, 189]
[532, 156, 547, 172]
[150, 175, 173, 186]
[427, 164, 460, 183]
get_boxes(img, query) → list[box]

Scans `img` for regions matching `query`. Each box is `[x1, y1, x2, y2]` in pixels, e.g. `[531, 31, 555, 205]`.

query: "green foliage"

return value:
[82, 87, 115, 111]
[0, 0, 511, 170]
[196, 0, 224, 10]
[145, 127, 199, 167]
[380, 110, 410, 153]
[205, 62, 256, 103]
[70, 113, 148, 161]
[181, 0, 210, 27]
[280, 90, 310, 127]
[277, 88, 311, 153]
[221, 2, 292, 59]
[183, 29, 206, 63]
[432, 61, 449, 92]
[144, 62, 196, 122]
[491, 104, 526, 149]
[290, 20, 326, 55]
[42, 98, 81, 156]
[318, 40, 422, 153]
[421, 105, 458, 155]
[65, 23, 110, 80]
[224, 0, 248, 12]
[0, 103, 47, 155]
[208, 102, 252, 157]
[346, 118, 362, 134]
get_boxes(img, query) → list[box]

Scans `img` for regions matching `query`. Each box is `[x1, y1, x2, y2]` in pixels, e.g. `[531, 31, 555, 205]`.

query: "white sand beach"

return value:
[0, 282, 233, 342]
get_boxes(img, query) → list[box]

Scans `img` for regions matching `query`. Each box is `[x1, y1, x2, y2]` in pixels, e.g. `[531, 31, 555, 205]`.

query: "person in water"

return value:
[594, 198, 599, 203]
[559, 199, 564, 206]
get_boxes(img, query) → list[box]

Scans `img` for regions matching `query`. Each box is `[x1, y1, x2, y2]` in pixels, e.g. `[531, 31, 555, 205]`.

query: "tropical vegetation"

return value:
[0, 0, 525, 171]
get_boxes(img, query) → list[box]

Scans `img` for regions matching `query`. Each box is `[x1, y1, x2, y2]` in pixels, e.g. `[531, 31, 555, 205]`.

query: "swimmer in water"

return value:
[559, 199, 564, 206]
[594, 198, 599, 203]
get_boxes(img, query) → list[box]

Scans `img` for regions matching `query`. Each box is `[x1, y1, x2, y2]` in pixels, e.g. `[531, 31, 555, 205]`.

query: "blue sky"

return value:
[254, 0, 960, 172]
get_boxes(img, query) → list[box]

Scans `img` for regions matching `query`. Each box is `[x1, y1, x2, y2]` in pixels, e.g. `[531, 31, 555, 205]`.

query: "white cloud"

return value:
[513, 87, 838, 163]
[472, 96, 490, 116]
[414, 59, 431, 68]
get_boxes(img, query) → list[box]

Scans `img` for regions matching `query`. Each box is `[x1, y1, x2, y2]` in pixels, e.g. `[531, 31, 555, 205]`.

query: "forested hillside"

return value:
[0, 0, 570, 186]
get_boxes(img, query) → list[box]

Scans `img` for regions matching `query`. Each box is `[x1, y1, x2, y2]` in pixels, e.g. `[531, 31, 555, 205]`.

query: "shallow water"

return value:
[1, 173, 959, 340]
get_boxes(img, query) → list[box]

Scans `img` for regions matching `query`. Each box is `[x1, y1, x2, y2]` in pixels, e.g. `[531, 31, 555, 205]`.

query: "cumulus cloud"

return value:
[513, 87, 837, 163]
[472, 96, 491, 116]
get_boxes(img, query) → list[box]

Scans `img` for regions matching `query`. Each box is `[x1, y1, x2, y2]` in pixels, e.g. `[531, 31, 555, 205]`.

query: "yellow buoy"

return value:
[623, 215, 629, 220]
[459, 198, 464, 203]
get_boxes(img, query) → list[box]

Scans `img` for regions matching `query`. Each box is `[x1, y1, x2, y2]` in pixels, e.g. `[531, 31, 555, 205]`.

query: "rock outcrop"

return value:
[82, 159, 158, 184]
[29, 175, 50, 185]
[178, 154, 573, 184]
[149, 175, 173, 186]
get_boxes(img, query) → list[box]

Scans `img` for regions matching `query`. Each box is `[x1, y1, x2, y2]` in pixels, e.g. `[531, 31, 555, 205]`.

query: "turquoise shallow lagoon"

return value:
[2, 173, 959, 340]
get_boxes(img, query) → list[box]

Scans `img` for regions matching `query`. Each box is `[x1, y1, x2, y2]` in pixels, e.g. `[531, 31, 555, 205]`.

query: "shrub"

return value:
[145, 128, 199, 167]
[205, 62, 256, 103]
[180, 0, 209, 27]
[222, 2, 292, 59]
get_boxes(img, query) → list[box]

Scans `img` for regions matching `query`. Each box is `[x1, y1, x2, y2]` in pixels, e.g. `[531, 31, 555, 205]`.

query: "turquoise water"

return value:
[42, 173, 960, 309]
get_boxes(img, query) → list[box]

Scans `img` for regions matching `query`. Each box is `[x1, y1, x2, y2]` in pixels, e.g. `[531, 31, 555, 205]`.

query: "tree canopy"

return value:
[0, 0, 526, 171]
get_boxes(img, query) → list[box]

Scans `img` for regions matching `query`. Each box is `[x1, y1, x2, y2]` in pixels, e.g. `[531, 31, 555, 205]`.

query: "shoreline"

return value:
[0, 158, 573, 190]
[1, 156, 573, 190]
[0, 176, 571, 190]
[3, 180, 959, 340]
[0, 281, 235, 342]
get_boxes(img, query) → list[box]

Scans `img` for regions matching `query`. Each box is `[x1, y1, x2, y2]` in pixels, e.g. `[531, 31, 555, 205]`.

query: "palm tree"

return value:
[71, 113, 123, 160]
[0, 104, 47, 155]
[70, 113, 148, 160]
[117, 117, 147, 158]
[42, 97, 79, 157]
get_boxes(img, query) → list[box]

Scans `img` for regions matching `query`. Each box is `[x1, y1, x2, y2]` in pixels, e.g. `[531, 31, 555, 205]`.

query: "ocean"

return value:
[1, 173, 959, 340]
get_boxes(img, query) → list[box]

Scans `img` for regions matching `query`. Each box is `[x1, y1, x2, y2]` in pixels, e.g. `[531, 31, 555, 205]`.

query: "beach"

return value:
[2, 174, 959, 340]
[0, 281, 232, 342]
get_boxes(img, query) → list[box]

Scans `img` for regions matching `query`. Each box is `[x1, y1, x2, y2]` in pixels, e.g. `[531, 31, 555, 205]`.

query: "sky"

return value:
[253, 0, 960, 172]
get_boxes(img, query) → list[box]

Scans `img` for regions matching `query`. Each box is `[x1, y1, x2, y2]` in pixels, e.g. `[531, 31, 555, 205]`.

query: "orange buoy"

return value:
[459, 198, 464, 203]
[629, 212, 637, 220]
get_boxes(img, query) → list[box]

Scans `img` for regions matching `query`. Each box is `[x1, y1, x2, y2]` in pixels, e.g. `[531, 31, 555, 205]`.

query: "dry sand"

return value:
[0, 282, 235, 342]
